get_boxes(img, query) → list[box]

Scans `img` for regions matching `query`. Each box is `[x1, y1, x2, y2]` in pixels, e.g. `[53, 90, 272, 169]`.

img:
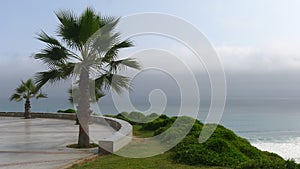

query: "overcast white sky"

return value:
[1, 0, 300, 101]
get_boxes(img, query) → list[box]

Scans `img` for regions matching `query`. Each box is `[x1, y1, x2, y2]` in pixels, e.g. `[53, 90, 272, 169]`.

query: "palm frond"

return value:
[55, 9, 81, 50]
[36, 31, 62, 47]
[85, 17, 120, 56]
[16, 83, 27, 94]
[89, 31, 120, 57]
[25, 79, 35, 91]
[35, 45, 70, 66]
[102, 40, 134, 62]
[95, 74, 131, 94]
[34, 62, 75, 88]
[36, 93, 47, 99]
[93, 89, 105, 100]
[108, 58, 141, 73]
[9, 93, 22, 102]
[78, 7, 101, 44]
[34, 70, 61, 89]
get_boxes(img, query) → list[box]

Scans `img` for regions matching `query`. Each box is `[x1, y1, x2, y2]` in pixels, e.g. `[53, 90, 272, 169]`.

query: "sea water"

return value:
[221, 98, 300, 162]
[1, 97, 300, 162]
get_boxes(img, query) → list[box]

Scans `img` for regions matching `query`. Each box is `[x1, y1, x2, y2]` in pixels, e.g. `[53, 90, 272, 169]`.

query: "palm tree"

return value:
[10, 79, 47, 119]
[68, 86, 104, 125]
[68, 85, 104, 104]
[34, 8, 140, 148]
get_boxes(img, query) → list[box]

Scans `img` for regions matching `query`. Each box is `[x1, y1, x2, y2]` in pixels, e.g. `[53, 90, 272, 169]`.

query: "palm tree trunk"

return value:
[24, 98, 31, 119]
[77, 67, 91, 148]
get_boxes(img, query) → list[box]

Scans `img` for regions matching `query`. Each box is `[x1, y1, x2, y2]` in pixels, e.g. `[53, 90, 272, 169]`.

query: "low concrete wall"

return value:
[0, 112, 132, 153]
[91, 116, 133, 153]
[0, 112, 76, 120]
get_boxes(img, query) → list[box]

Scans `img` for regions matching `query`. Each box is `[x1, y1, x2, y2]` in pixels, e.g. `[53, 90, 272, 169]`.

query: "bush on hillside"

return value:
[57, 109, 76, 113]
[235, 159, 300, 169]
[113, 112, 160, 125]
[141, 115, 174, 131]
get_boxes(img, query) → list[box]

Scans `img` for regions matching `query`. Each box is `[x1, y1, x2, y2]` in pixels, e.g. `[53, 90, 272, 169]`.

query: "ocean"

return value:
[221, 98, 300, 162]
[1, 97, 300, 162]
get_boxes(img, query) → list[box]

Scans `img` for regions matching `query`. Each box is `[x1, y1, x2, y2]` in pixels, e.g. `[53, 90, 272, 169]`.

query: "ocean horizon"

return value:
[1, 97, 300, 162]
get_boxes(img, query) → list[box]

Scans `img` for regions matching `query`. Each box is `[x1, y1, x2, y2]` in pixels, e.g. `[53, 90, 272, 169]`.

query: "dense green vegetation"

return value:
[71, 112, 300, 169]
[57, 108, 76, 114]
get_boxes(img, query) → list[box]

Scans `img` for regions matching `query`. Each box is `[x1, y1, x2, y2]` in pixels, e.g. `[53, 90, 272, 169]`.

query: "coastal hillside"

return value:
[114, 112, 300, 168]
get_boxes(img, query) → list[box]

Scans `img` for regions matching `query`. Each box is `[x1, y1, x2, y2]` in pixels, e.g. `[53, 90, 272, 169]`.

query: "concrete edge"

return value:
[91, 116, 133, 153]
[0, 112, 77, 120]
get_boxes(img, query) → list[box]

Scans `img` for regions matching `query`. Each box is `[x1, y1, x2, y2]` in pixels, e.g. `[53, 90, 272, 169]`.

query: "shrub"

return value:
[127, 111, 146, 123]
[235, 159, 291, 169]
[57, 109, 76, 113]
[205, 138, 230, 153]
[235, 141, 263, 159]
[159, 125, 191, 144]
[120, 112, 129, 117]
[141, 115, 174, 131]
[143, 113, 159, 122]
[142, 118, 166, 130]
[173, 143, 245, 167]
[114, 112, 130, 122]
[154, 126, 169, 136]
[215, 125, 237, 141]
[285, 159, 300, 169]
[236, 159, 300, 169]
[114, 112, 145, 125]
[159, 114, 169, 119]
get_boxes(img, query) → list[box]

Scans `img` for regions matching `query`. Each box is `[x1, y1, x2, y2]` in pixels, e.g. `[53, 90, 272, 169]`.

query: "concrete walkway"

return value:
[0, 117, 116, 169]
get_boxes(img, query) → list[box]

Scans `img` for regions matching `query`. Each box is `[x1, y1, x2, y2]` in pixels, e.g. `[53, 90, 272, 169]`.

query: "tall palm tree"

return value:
[68, 86, 104, 125]
[68, 85, 105, 104]
[34, 8, 140, 148]
[10, 79, 47, 119]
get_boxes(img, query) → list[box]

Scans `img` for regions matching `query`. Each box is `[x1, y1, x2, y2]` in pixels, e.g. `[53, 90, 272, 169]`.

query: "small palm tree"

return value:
[10, 79, 47, 119]
[34, 8, 140, 147]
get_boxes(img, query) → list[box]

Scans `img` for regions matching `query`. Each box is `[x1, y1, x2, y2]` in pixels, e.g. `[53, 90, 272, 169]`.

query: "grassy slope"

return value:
[69, 113, 299, 169]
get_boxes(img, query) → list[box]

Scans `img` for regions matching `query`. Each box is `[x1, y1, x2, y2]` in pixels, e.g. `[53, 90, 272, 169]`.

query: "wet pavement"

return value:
[0, 117, 115, 169]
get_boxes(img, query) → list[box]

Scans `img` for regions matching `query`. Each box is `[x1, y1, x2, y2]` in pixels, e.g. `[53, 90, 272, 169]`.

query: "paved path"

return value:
[0, 117, 116, 169]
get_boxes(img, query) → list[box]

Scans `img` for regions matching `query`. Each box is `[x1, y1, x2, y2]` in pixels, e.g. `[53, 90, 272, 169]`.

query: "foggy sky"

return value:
[1, 1, 300, 104]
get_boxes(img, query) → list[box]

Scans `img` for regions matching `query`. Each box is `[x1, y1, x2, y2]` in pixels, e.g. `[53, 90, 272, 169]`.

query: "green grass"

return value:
[133, 125, 154, 138]
[70, 152, 229, 169]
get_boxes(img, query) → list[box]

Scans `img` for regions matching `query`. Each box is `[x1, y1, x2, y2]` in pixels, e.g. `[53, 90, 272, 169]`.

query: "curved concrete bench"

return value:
[0, 112, 132, 154]
[90, 116, 132, 153]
